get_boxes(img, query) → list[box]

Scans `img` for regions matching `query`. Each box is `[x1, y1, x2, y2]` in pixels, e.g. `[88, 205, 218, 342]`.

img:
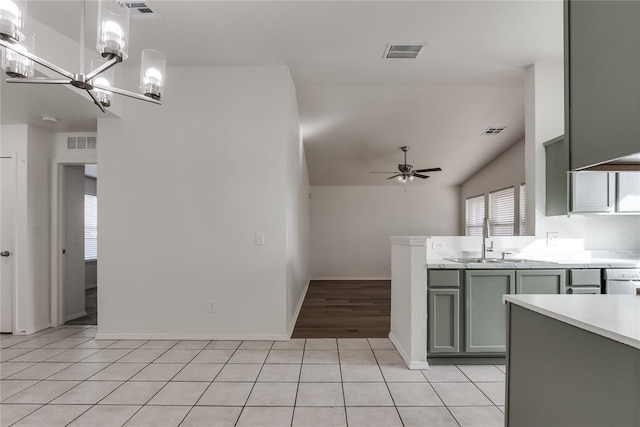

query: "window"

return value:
[489, 187, 515, 236]
[465, 195, 485, 236]
[84, 194, 97, 260]
[519, 183, 526, 236]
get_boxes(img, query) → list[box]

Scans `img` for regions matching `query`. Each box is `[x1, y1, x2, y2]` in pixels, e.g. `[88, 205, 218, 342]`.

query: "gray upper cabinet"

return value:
[565, 1, 640, 170]
[570, 172, 614, 213]
[516, 270, 566, 295]
[545, 137, 616, 215]
[617, 172, 640, 212]
[464, 270, 515, 353]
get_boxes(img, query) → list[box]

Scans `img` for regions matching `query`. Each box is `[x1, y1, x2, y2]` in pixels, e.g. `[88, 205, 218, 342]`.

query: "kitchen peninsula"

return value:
[504, 294, 640, 427]
[389, 236, 640, 369]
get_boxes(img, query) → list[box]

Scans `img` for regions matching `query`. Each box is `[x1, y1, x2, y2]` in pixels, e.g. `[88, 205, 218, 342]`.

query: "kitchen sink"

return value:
[444, 257, 555, 264]
[444, 257, 501, 263]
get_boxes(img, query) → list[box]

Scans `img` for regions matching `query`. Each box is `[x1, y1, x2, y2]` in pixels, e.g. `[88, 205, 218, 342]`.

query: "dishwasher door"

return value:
[605, 280, 640, 295]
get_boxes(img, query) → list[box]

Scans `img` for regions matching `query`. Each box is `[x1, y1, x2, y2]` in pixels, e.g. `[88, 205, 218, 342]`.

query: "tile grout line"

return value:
[234, 340, 274, 427]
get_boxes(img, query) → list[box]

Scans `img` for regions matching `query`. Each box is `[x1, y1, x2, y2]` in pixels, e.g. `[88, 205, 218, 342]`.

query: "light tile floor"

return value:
[0, 326, 506, 426]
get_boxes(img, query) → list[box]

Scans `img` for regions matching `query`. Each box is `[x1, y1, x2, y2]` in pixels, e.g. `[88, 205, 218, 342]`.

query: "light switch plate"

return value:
[547, 232, 559, 246]
[255, 232, 265, 246]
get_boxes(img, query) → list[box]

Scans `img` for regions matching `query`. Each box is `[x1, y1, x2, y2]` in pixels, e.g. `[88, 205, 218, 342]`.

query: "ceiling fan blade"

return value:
[386, 174, 402, 180]
[413, 167, 442, 173]
[413, 173, 430, 179]
[370, 172, 400, 174]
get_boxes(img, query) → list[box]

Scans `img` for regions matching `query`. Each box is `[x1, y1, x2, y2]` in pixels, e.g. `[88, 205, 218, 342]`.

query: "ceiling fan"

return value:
[371, 146, 442, 183]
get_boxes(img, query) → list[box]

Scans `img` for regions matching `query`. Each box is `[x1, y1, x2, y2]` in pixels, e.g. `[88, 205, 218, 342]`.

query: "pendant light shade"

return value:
[140, 49, 165, 100]
[0, 0, 24, 43]
[2, 26, 32, 77]
[90, 59, 114, 107]
[97, 0, 129, 61]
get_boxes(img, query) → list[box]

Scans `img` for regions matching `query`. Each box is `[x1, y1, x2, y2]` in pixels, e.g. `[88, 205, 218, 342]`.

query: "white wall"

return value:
[460, 139, 525, 233]
[0, 124, 53, 334]
[525, 61, 640, 249]
[64, 165, 86, 320]
[97, 66, 308, 339]
[284, 82, 311, 333]
[310, 185, 459, 279]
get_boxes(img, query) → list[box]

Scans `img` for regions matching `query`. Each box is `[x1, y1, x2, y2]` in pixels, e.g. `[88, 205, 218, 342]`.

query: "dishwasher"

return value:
[603, 269, 640, 295]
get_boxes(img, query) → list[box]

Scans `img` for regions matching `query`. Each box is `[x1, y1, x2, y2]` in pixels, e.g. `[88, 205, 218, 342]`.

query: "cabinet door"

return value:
[516, 270, 566, 295]
[567, 1, 640, 170]
[464, 270, 515, 353]
[617, 172, 640, 212]
[571, 172, 614, 213]
[428, 289, 459, 354]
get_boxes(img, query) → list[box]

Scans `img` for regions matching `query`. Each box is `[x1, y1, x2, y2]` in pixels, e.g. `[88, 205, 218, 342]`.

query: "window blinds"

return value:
[84, 194, 98, 260]
[519, 183, 526, 236]
[489, 187, 515, 236]
[465, 195, 485, 236]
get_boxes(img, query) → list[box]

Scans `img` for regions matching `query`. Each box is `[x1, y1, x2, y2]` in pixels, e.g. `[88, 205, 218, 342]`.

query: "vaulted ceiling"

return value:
[2, 1, 563, 185]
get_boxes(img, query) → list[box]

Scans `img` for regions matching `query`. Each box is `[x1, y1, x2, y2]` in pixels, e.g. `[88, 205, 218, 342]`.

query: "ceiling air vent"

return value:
[482, 127, 507, 136]
[67, 136, 97, 150]
[384, 43, 424, 59]
[124, 2, 161, 18]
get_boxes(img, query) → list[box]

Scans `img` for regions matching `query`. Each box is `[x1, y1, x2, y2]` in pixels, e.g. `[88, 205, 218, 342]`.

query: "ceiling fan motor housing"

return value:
[398, 164, 412, 173]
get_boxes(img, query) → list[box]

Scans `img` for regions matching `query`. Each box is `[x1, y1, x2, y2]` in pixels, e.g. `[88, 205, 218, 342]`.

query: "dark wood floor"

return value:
[66, 288, 97, 326]
[292, 280, 391, 338]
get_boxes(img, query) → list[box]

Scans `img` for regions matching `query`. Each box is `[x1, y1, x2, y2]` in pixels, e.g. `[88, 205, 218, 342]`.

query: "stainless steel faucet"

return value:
[481, 217, 493, 260]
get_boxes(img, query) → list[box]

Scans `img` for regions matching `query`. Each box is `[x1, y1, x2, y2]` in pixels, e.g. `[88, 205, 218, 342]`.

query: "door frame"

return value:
[50, 157, 96, 327]
[1, 154, 18, 333]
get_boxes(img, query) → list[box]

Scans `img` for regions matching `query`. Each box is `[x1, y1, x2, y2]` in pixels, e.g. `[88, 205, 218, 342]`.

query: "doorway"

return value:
[61, 164, 98, 326]
[1, 156, 16, 333]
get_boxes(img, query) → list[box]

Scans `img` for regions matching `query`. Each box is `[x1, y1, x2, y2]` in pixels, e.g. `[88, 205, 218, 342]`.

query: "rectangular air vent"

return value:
[124, 2, 161, 18]
[67, 136, 97, 150]
[384, 43, 424, 59]
[482, 127, 507, 136]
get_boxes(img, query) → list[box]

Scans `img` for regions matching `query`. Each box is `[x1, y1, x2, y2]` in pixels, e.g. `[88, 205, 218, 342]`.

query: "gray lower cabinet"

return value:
[464, 270, 515, 353]
[428, 289, 459, 353]
[516, 270, 566, 294]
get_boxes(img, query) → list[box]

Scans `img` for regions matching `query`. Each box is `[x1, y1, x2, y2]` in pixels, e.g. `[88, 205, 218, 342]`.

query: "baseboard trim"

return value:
[65, 311, 87, 322]
[95, 332, 292, 341]
[310, 276, 391, 281]
[287, 279, 310, 339]
[14, 323, 52, 336]
[389, 332, 429, 370]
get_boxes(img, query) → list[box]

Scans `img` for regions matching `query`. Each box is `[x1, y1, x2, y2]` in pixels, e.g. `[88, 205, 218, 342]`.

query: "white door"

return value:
[1, 156, 16, 333]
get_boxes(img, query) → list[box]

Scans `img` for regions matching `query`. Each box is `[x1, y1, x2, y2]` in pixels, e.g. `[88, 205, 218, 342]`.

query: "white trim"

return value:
[311, 277, 391, 281]
[65, 311, 87, 322]
[287, 279, 310, 338]
[389, 331, 429, 370]
[13, 322, 52, 336]
[389, 236, 429, 246]
[95, 333, 292, 341]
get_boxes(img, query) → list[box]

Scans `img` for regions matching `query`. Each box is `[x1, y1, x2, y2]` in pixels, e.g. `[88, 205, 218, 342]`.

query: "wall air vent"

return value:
[384, 43, 425, 59]
[67, 136, 97, 150]
[124, 2, 161, 18]
[482, 127, 507, 136]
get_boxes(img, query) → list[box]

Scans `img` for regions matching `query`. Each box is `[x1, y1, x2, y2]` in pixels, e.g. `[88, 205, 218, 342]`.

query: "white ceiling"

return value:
[4, 1, 564, 185]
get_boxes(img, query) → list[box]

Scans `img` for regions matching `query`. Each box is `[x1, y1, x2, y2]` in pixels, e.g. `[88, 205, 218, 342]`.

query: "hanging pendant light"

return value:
[0, 0, 167, 112]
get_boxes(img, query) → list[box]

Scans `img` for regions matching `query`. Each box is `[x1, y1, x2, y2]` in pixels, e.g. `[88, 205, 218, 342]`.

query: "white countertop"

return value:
[427, 259, 640, 269]
[504, 295, 640, 350]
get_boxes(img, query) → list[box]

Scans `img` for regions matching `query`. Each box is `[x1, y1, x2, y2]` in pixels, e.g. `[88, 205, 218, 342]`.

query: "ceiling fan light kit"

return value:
[0, 0, 166, 113]
[370, 146, 442, 183]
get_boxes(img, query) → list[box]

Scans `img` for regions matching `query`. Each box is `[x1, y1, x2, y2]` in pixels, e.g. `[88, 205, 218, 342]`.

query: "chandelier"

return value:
[0, 0, 166, 112]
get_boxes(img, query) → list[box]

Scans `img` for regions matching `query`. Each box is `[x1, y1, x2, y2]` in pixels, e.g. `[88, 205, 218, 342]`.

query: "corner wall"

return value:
[310, 185, 459, 279]
[97, 66, 307, 339]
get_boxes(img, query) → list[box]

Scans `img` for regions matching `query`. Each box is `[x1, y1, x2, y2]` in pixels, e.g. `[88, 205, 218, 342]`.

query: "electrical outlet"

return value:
[255, 232, 265, 246]
[432, 241, 445, 251]
[207, 300, 216, 313]
[547, 232, 559, 246]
